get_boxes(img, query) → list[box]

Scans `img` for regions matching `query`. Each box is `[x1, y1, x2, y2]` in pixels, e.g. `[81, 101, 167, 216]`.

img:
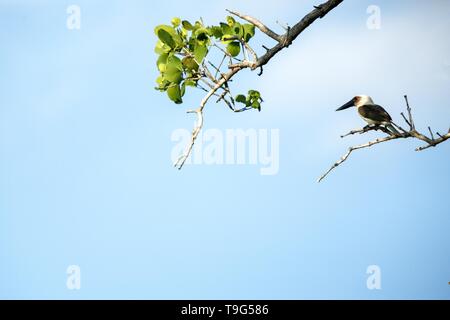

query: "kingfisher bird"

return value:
[336, 95, 400, 135]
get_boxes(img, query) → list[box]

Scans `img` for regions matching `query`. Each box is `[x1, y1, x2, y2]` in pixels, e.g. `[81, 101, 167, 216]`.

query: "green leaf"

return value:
[185, 79, 197, 87]
[252, 101, 261, 110]
[171, 17, 181, 27]
[208, 26, 223, 39]
[194, 21, 204, 31]
[180, 27, 188, 40]
[182, 20, 193, 31]
[155, 76, 167, 87]
[155, 40, 170, 54]
[194, 44, 208, 64]
[230, 90, 264, 110]
[235, 94, 246, 104]
[248, 90, 261, 99]
[155, 24, 172, 35]
[182, 56, 199, 72]
[167, 55, 182, 71]
[220, 22, 232, 35]
[157, 29, 176, 48]
[221, 34, 235, 45]
[165, 65, 183, 84]
[155, 25, 183, 49]
[195, 28, 210, 45]
[155, 76, 170, 91]
[167, 85, 183, 104]
[232, 22, 243, 38]
[156, 53, 169, 72]
[226, 42, 241, 57]
[226, 16, 236, 27]
[243, 24, 255, 42]
[156, 76, 164, 85]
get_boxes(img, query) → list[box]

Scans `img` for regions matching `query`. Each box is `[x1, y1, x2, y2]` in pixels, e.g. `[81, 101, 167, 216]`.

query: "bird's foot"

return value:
[360, 125, 378, 133]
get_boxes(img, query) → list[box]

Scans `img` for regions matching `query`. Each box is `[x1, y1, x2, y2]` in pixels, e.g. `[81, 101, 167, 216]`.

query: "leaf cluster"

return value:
[154, 16, 259, 107]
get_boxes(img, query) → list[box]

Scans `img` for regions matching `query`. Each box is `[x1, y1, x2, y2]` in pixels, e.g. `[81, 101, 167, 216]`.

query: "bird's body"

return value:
[357, 104, 392, 125]
[336, 95, 400, 135]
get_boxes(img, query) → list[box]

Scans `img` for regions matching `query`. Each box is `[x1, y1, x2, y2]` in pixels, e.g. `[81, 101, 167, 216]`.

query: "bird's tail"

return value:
[385, 123, 400, 136]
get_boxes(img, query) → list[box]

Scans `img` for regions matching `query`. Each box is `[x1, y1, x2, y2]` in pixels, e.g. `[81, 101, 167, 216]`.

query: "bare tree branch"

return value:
[226, 9, 283, 42]
[317, 95, 450, 182]
[174, 67, 240, 169]
[340, 125, 391, 138]
[317, 135, 398, 183]
[174, 0, 344, 169]
[240, 0, 344, 71]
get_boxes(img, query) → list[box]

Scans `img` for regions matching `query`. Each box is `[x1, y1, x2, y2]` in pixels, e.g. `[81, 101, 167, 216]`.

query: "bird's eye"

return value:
[354, 96, 360, 102]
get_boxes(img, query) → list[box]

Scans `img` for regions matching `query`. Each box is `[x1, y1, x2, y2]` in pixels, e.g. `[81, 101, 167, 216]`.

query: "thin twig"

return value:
[215, 54, 227, 79]
[400, 112, 412, 129]
[428, 126, 435, 141]
[404, 95, 415, 130]
[317, 135, 398, 183]
[276, 20, 290, 32]
[226, 9, 282, 42]
[174, 67, 240, 169]
[340, 125, 389, 138]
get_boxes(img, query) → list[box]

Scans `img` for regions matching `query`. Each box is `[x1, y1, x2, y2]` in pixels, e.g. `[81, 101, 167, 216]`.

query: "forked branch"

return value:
[174, 0, 344, 169]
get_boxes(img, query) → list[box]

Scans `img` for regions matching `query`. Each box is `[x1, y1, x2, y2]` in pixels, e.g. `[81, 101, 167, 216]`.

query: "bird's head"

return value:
[336, 95, 374, 111]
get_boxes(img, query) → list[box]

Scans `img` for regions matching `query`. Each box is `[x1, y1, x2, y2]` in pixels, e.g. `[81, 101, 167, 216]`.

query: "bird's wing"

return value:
[358, 104, 392, 123]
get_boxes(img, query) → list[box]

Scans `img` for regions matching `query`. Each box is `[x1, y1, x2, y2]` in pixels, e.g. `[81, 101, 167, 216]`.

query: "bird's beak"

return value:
[336, 99, 355, 111]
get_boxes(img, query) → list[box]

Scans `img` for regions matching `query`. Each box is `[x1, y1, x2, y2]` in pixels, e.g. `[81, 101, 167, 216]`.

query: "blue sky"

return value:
[1, 0, 449, 299]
